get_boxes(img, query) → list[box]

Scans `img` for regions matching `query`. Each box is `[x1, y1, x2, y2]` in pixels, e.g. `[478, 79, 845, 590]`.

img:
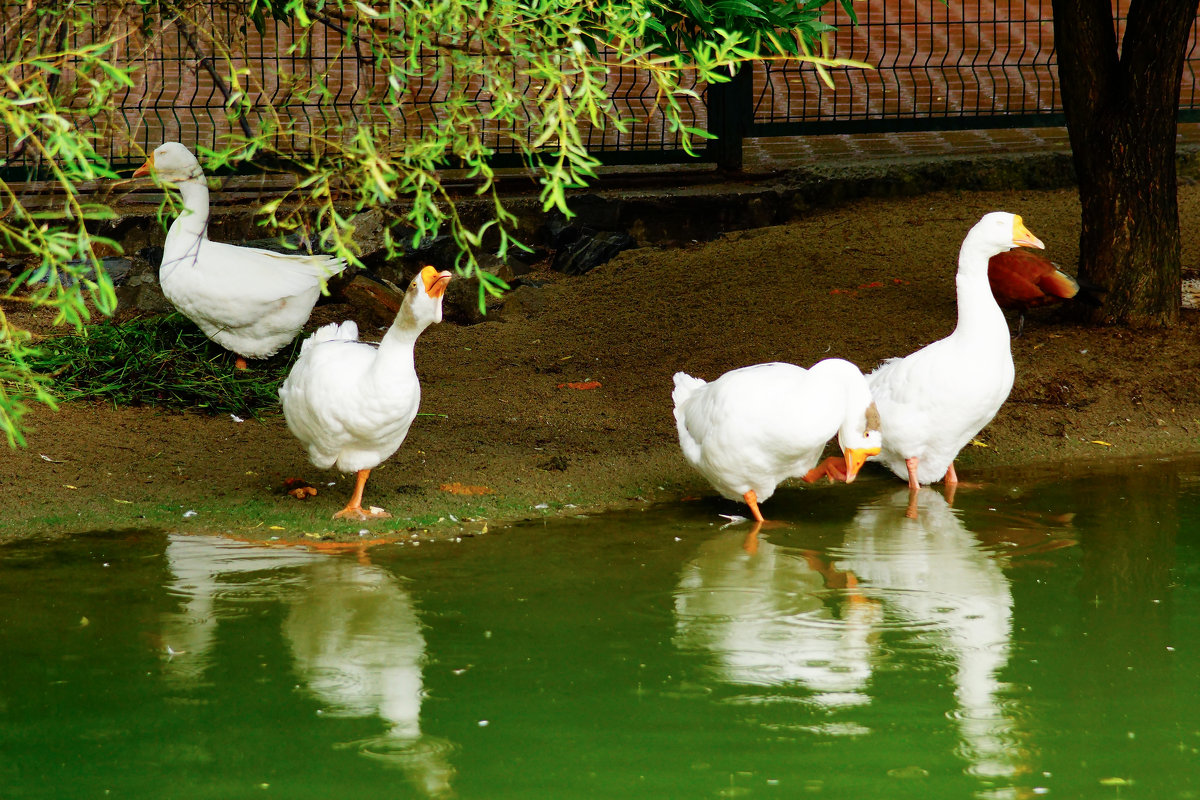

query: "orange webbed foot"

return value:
[804, 456, 849, 484]
[333, 505, 392, 521]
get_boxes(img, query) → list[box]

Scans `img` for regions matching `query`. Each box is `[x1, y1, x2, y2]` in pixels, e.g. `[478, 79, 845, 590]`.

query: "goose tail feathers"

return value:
[301, 320, 359, 353]
[671, 372, 706, 413]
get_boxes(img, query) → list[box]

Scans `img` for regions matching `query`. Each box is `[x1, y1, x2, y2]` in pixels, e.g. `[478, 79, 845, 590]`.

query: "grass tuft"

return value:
[28, 313, 301, 416]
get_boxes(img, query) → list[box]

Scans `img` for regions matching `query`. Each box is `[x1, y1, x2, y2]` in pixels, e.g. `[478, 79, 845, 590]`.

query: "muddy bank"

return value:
[4, 183, 1200, 543]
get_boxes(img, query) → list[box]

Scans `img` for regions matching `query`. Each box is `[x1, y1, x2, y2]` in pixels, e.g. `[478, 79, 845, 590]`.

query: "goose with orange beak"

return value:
[672, 358, 882, 524]
[133, 142, 347, 369]
[868, 212, 1044, 495]
[279, 266, 452, 520]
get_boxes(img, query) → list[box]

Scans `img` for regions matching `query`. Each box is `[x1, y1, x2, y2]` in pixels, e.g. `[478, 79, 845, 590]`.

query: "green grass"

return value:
[28, 313, 300, 416]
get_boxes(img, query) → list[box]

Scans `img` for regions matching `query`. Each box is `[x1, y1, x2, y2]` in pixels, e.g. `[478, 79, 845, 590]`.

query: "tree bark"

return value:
[1051, 0, 1199, 326]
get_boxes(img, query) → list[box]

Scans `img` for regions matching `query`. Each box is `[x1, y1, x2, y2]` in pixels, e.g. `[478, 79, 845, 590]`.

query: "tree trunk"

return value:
[1051, 0, 1198, 326]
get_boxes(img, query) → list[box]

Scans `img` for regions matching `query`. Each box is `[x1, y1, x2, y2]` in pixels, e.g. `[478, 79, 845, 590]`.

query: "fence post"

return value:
[705, 65, 754, 171]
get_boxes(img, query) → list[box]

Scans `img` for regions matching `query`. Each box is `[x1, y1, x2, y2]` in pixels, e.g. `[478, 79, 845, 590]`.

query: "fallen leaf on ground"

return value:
[440, 482, 496, 496]
[1090, 440, 1114, 446]
[969, 439, 989, 448]
[283, 477, 318, 499]
[557, 381, 602, 390]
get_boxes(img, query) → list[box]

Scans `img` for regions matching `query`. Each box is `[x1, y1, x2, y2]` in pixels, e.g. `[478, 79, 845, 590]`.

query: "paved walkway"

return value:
[739, 123, 1200, 174]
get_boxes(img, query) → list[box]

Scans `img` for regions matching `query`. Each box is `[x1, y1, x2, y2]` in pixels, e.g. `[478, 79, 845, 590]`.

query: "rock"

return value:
[442, 276, 504, 326]
[102, 257, 133, 285]
[539, 212, 580, 248]
[551, 229, 637, 276]
[116, 246, 174, 313]
[407, 234, 460, 269]
[348, 208, 388, 262]
[504, 252, 542, 280]
[335, 274, 404, 327]
[397, 233, 538, 286]
[29, 256, 133, 289]
[240, 232, 309, 252]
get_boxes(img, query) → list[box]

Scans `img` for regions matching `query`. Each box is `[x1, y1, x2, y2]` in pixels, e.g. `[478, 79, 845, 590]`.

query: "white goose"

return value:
[672, 358, 882, 523]
[868, 212, 1044, 490]
[279, 266, 451, 520]
[133, 142, 347, 369]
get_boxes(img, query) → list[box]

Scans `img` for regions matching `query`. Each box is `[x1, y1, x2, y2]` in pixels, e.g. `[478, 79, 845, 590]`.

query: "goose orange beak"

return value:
[842, 446, 880, 483]
[132, 153, 154, 179]
[420, 265, 452, 299]
[1012, 215, 1045, 250]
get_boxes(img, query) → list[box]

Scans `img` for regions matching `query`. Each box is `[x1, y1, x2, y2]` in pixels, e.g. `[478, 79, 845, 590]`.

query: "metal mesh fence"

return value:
[752, 0, 1200, 134]
[753, 0, 1062, 132]
[0, 1, 709, 175]
[2, 0, 1199, 176]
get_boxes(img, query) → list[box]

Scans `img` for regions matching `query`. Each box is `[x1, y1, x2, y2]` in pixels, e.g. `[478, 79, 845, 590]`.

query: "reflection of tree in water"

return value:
[162, 535, 455, 799]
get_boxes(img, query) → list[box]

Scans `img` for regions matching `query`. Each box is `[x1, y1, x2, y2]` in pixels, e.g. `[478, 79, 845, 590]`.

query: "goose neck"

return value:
[169, 180, 211, 240]
[953, 247, 1007, 337]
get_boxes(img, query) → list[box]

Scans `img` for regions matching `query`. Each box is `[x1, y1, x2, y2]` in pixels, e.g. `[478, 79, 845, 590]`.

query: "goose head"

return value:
[397, 265, 452, 330]
[960, 212, 1045, 276]
[132, 142, 205, 184]
[838, 401, 882, 483]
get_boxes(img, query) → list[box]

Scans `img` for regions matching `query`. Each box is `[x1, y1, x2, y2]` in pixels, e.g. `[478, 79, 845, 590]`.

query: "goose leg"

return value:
[235, 356, 249, 370]
[944, 462, 959, 486]
[742, 490, 765, 523]
[334, 469, 392, 521]
[905, 457, 921, 492]
[742, 521, 763, 555]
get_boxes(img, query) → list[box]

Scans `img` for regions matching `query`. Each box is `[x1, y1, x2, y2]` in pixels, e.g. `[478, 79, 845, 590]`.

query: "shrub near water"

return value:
[30, 314, 297, 416]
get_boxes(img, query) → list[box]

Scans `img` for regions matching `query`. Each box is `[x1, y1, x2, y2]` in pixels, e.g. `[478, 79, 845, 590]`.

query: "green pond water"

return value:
[3, 458, 1200, 799]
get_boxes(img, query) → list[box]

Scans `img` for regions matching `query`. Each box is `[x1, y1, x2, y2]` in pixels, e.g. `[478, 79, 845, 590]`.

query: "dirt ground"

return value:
[4, 183, 1200, 542]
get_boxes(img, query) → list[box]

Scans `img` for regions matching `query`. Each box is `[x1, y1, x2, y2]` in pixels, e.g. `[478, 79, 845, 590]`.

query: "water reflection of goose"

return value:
[673, 529, 883, 707]
[835, 488, 1022, 780]
[162, 534, 324, 682]
[161, 535, 453, 798]
[674, 490, 1028, 784]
